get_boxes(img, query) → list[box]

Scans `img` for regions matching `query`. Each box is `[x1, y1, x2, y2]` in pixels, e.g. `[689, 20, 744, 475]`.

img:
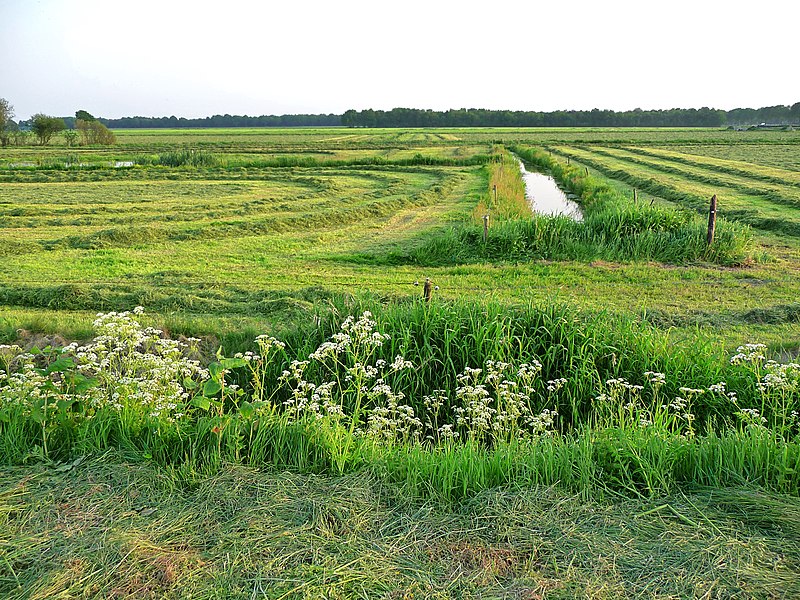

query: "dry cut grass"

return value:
[1, 455, 799, 599]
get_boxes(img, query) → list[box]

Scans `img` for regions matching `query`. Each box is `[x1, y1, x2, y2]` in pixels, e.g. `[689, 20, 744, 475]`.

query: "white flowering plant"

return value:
[0, 308, 212, 459]
[2, 306, 797, 474]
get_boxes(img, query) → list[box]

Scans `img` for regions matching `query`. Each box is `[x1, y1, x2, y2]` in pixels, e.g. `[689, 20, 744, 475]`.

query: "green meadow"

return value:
[1, 127, 799, 598]
[2, 127, 798, 350]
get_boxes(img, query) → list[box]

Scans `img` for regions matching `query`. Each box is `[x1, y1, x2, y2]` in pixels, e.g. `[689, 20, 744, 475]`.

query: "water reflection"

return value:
[516, 157, 583, 221]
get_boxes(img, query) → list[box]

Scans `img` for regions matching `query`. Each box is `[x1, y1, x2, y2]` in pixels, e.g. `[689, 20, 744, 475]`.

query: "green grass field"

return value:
[1, 126, 799, 598]
[2, 127, 798, 351]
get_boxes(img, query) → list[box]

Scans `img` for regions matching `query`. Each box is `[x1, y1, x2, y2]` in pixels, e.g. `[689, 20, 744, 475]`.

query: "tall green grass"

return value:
[376, 429, 800, 502]
[144, 149, 220, 167]
[2, 298, 796, 502]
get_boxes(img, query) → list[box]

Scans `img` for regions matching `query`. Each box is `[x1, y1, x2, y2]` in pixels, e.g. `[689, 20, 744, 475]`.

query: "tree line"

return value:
[342, 104, 800, 128]
[2, 97, 799, 144]
[60, 105, 800, 130]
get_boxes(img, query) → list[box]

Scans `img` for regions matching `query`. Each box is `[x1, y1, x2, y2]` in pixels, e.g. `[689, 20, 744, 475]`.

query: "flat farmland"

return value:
[1, 127, 798, 351]
[3, 127, 800, 598]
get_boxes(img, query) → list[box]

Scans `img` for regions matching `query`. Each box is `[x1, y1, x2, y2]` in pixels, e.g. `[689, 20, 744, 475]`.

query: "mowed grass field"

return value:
[1, 126, 799, 352]
[2, 127, 800, 598]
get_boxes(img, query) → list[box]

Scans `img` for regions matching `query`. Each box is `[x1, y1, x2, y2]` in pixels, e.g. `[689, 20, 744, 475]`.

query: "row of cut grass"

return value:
[622, 145, 800, 186]
[589, 145, 800, 207]
[551, 145, 800, 240]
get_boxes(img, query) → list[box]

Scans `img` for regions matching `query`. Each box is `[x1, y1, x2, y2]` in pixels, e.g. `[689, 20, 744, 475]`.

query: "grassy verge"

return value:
[2, 299, 797, 500]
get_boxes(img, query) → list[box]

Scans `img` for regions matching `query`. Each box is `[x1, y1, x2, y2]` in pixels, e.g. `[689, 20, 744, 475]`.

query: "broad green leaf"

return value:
[221, 357, 247, 370]
[45, 357, 74, 374]
[239, 401, 254, 419]
[75, 377, 98, 393]
[203, 379, 222, 397]
[191, 396, 211, 411]
[208, 362, 224, 379]
[31, 406, 45, 425]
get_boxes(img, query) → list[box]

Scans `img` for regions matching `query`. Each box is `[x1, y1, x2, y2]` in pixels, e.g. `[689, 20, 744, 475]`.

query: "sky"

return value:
[1, 0, 798, 119]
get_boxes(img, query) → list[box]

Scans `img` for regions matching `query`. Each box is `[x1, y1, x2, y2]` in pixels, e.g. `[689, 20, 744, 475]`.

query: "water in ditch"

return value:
[516, 157, 583, 221]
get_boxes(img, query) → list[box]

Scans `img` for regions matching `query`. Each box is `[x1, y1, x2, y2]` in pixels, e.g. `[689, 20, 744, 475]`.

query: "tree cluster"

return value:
[30, 114, 66, 145]
[1, 100, 119, 146]
[0, 98, 15, 147]
[726, 103, 800, 126]
[74, 111, 116, 145]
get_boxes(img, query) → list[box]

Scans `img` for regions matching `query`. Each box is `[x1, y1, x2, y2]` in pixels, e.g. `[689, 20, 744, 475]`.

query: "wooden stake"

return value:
[707, 194, 717, 245]
[585, 167, 589, 176]
[423, 278, 433, 302]
[633, 188, 638, 203]
[483, 214, 489, 243]
[567, 157, 571, 165]
[492, 184, 497, 206]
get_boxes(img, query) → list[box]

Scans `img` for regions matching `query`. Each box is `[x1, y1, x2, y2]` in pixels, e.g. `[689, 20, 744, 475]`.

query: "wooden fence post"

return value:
[707, 195, 717, 245]
[633, 188, 638, 203]
[483, 214, 489, 243]
[423, 278, 433, 302]
[492, 184, 497, 206]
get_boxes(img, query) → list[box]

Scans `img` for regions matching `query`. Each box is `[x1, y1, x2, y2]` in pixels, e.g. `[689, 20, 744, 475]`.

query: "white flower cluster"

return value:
[644, 371, 666, 386]
[668, 396, 696, 425]
[0, 308, 210, 431]
[605, 377, 645, 393]
[730, 343, 768, 365]
[71, 309, 209, 422]
[280, 359, 342, 420]
[0, 353, 104, 421]
[736, 407, 768, 429]
[724, 343, 799, 434]
[450, 359, 556, 443]
[759, 360, 800, 392]
[278, 313, 414, 431]
[309, 312, 390, 362]
[366, 386, 422, 444]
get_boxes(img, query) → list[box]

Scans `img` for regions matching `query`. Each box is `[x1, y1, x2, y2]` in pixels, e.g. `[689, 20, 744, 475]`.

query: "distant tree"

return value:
[31, 114, 66, 145]
[791, 102, 800, 123]
[75, 109, 96, 121]
[342, 109, 358, 127]
[63, 129, 78, 147]
[76, 118, 115, 145]
[0, 98, 14, 147]
[12, 129, 31, 146]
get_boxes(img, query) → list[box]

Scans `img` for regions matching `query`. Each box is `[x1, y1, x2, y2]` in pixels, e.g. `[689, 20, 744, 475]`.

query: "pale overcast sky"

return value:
[1, 0, 797, 119]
